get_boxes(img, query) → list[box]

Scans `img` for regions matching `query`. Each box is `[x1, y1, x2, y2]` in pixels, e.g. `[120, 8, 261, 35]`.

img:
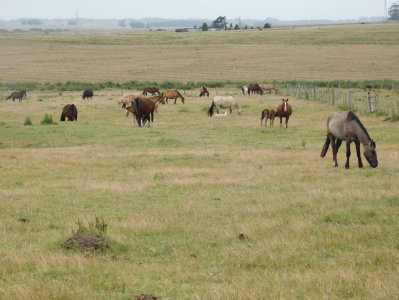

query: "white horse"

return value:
[207, 96, 242, 117]
[241, 86, 248, 95]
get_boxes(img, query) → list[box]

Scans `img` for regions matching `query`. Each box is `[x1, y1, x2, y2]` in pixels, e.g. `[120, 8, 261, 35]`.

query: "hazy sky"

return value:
[0, 0, 390, 20]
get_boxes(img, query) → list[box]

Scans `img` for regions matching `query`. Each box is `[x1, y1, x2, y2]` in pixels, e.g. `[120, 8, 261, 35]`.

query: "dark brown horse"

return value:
[132, 95, 164, 127]
[260, 109, 275, 127]
[199, 86, 209, 97]
[82, 89, 93, 100]
[6, 90, 26, 101]
[142, 86, 161, 96]
[247, 83, 263, 95]
[60, 104, 78, 121]
[160, 90, 185, 104]
[275, 98, 292, 128]
[320, 111, 378, 168]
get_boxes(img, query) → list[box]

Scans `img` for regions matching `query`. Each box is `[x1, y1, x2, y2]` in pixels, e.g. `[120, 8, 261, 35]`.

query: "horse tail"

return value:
[320, 136, 330, 157]
[260, 110, 266, 126]
[60, 112, 65, 121]
[133, 98, 142, 127]
[208, 100, 215, 117]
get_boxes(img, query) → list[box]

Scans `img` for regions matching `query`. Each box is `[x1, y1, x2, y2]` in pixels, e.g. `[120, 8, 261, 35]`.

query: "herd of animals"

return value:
[4, 84, 378, 169]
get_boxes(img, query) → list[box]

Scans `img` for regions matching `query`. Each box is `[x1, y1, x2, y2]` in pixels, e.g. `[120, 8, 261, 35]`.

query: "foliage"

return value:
[264, 23, 272, 29]
[388, 3, 399, 20]
[201, 23, 208, 31]
[74, 216, 108, 236]
[211, 16, 227, 29]
[23, 117, 32, 126]
[40, 113, 56, 125]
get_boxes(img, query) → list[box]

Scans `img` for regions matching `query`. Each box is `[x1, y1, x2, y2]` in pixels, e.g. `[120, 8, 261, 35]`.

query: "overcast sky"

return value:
[0, 0, 390, 20]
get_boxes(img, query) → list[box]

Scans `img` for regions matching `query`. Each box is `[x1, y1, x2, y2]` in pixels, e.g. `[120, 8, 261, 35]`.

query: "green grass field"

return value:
[1, 23, 399, 299]
[1, 86, 398, 299]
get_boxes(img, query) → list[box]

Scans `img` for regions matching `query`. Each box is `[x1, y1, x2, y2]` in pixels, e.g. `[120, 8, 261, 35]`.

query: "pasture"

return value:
[1, 23, 399, 299]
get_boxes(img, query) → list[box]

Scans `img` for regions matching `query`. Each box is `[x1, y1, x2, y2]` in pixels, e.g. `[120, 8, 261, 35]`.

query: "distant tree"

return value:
[68, 20, 77, 26]
[234, 24, 240, 30]
[21, 19, 43, 25]
[201, 23, 209, 31]
[211, 16, 227, 29]
[264, 23, 271, 29]
[388, 2, 399, 20]
[118, 20, 126, 27]
[129, 20, 145, 28]
[244, 25, 248, 30]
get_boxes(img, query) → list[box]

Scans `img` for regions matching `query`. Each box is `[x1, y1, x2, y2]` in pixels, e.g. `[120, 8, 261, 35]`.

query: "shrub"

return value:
[24, 117, 32, 125]
[40, 113, 56, 125]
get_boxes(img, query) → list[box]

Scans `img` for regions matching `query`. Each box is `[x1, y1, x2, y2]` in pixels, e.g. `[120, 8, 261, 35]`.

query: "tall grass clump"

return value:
[23, 116, 32, 125]
[40, 113, 56, 125]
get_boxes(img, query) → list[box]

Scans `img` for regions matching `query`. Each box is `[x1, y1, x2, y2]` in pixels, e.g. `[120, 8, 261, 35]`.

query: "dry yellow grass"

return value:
[1, 23, 399, 83]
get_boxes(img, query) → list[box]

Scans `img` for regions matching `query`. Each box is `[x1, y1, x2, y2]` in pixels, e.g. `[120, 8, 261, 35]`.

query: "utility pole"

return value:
[75, 9, 79, 34]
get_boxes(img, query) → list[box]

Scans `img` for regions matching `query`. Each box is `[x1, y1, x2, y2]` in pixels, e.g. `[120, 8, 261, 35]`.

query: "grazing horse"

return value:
[82, 89, 93, 100]
[132, 96, 163, 127]
[199, 86, 209, 97]
[60, 104, 78, 121]
[261, 84, 278, 94]
[161, 90, 185, 104]
[247, 83, 263, 95]
[142, 86, 161, 96]
[363, 84, 372, 91]
[6, 90, 26, 101]
[208, 96, 242, 117]
[275, 98, 292, 128]
[260, 109, 275, 127]
[320, 111, 378, 169]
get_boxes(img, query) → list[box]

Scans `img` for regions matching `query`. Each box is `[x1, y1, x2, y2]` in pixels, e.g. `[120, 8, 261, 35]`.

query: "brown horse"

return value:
[132, 95, 164, 127]
[6, 90, 26, 101]
[199, 86, 209, 97]
[320, 111, 378, 168]
[82, 89, 93, 100]
[363, 84, 372, 91]
[247, 83, 263, 95]
[60, 104, 78, 121]
[261, 84, 278, 94]
[161, 90, 185, 104]
[260, 109, 275, 127]
[143, 86, 161, 96]
[275, 98, 292, 128]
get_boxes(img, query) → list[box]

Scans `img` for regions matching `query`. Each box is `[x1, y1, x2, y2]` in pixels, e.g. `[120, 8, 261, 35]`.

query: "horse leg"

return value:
[285, 116, 289, 128]
[229, 107, 232, 114]
[356, 142, 363, 168]
[174, 98, 177, 104]
[329, 135, 339, 167]
[345, 140, 351, 169]
[279, 116, 283, 127]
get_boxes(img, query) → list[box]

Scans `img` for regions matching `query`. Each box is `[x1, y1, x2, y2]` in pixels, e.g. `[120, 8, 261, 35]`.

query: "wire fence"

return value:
[277, 84, 399, 117]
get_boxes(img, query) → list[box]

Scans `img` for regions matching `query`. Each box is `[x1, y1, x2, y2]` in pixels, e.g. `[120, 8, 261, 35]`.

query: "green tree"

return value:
[211, 16, 227, 29]
[264, 23, 271, 29]
[201, 23, 209, 31]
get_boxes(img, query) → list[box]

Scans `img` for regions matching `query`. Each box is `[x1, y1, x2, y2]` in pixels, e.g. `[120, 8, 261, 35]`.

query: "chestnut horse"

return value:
[60, 104, 78, 121]
[143, 86, 161, 96]
[247, 83, 263, 95]
[275, 98, 292, 128]
[320, 111, 378, 168]
[199, 86, 209, 97]
[260, 109, 275, 127]
[160, 90, 185, 104]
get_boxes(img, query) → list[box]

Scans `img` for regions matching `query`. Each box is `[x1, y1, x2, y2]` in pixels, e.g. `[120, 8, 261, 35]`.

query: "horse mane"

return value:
[347, 111, 371, 140]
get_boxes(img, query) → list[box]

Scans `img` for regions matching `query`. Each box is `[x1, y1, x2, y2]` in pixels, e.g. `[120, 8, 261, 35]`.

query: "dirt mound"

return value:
[135, 294, 157, 300]
[61, 233, 108, 252]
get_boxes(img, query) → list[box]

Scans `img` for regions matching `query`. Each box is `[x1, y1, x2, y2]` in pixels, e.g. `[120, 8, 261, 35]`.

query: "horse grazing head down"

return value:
[363, 139, 378, 168]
